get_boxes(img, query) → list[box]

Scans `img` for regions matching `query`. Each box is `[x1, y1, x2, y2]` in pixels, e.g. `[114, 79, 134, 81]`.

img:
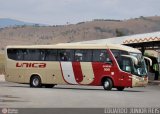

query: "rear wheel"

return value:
[116, 87, 125, 91]
[102, 78, 113, 90]
[44, 84, 55, 88]
[30, 75, 42, 88]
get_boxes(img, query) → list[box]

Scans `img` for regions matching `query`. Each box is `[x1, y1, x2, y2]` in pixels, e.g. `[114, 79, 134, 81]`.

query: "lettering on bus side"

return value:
[103, 65, 111, 71]
[16, 62, 46, 68]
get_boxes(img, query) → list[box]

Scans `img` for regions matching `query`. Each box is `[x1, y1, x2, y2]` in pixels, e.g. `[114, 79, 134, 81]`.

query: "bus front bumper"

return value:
[132, 75, 148, 87]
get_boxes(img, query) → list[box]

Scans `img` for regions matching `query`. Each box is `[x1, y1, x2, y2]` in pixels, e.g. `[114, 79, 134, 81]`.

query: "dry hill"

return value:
[0, 16, 160, 53]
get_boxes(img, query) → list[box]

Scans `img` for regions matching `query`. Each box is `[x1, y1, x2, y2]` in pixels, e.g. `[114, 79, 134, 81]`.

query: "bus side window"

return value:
[23, 49, 29, 60]
[93, 50, 110, 62]
[58, 50, 74, 61]
[111, 49, 129, 69]
[16, 50, 24, 60]
[99, 52, 108, 62]
[22, 49, 42, 61]
[74, 50, 92, 62]
[45, 49, 57, 61]
[26, 49, 40, 61]
[121, 57, 132, 73]
[39, 50, 45, 61]
[67, 50, 74, 61]
[59, 51, 68, 61]
[83, 50, 92, 62]
[75, 50, 83, 61]
[7, 49, 17, 60]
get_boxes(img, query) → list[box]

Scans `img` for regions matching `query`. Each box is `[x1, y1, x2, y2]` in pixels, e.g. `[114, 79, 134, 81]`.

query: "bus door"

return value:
[119, 56, 132, 87]
[111, 49, 132, 87]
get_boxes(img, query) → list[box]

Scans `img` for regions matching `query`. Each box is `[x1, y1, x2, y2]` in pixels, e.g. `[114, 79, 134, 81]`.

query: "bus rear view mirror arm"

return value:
[144, 56, 152, 66]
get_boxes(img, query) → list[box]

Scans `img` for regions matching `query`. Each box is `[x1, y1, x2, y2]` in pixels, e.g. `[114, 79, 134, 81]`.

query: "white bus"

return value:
[4, 43, 149, 91]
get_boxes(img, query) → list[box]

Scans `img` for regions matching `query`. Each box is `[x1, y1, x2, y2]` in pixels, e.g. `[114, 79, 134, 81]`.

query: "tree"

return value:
[115, 29, 125, 37]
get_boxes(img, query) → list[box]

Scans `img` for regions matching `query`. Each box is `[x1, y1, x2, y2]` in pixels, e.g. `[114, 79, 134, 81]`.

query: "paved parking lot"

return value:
[0, 76, 160, 108]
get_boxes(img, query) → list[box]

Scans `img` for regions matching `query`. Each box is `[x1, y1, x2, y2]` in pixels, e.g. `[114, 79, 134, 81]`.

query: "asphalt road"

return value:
[0, 81, 160, 108]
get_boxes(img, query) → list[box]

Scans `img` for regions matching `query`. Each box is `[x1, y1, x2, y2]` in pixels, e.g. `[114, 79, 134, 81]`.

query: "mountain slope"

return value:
[0, 16, 160, 53]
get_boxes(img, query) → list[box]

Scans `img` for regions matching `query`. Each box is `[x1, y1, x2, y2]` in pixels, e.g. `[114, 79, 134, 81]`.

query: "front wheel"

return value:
[103, 78, 113, 90]
[30, 75, 42, 88]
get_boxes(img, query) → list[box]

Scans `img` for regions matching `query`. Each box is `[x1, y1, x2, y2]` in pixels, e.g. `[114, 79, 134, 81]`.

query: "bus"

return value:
[4, 43, 149, 91]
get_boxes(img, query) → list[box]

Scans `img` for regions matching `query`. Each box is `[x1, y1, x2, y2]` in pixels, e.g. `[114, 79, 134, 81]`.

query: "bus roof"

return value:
[6, 43, 141, 53]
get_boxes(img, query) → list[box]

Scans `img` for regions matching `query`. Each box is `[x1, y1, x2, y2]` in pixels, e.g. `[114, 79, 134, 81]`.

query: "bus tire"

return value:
[102, 78, 113, 90]
[116, 87, 125, 91]
[30, 75, 42, 88]
[44, 84, 55, 88]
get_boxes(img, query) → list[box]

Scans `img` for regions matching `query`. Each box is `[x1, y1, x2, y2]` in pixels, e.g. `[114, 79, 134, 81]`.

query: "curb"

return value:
[148, 80, 160, 86]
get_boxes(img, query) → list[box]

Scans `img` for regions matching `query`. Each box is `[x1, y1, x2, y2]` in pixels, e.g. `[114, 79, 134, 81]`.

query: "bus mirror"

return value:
[144, 56, 152, 66]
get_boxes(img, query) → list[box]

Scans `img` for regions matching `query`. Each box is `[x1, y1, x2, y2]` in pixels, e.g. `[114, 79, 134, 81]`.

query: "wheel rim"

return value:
[33, 78, 39, 86]
[104, 81, 109, 88]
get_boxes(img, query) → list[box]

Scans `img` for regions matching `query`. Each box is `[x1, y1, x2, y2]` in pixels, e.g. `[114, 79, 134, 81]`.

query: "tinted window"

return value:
[58, 50, 74, 61]
[7, 48, 110, 62]
[111, 49, 128, 58]
[111, 49, 129, 68]
[74, 50, 92, 62]
[7, 49, 25, 60]
[121, 57, 133, 73]
[8, 49, 48, 61]
[74, 50, 83, 61]
[45, 50, 57, 61]
[93, 50, 110, 62]
[7, 49, 17, 60]
[24, 49, 41, 61]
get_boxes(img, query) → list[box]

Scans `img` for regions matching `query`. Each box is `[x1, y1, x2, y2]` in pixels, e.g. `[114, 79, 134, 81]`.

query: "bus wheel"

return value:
[117, 87, 125, 91]
[30, 75, 42, 88]
[44, 84, 55, 88]
[103, 78, 113, 90]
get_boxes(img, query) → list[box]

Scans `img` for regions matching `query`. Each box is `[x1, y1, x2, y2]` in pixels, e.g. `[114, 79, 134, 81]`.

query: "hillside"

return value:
[0, 16, 160, 53]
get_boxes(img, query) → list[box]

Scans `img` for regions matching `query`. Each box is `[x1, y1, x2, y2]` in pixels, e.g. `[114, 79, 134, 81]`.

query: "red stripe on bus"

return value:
[72, 62, 83, 84]
[90, 62, 103, 85]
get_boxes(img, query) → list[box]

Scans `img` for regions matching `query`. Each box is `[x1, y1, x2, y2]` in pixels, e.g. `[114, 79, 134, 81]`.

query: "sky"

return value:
[0, 0, 160, 25]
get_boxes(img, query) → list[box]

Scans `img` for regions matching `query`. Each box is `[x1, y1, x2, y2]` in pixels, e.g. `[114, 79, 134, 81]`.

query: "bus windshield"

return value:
[129, 53, 147, 76]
